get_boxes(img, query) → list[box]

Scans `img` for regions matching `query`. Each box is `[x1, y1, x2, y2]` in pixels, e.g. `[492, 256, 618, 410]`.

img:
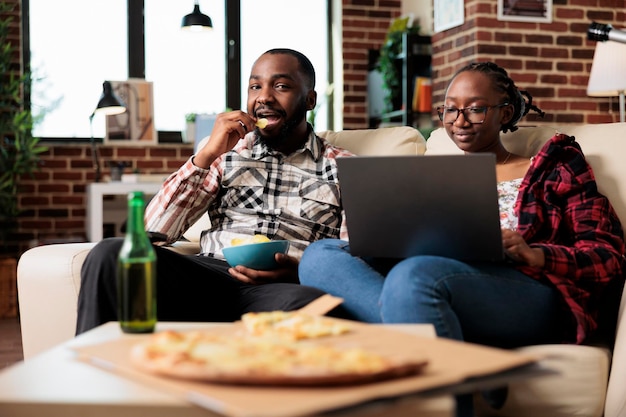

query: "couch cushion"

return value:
[474, 344, 610, 417]
[605, 283, 626, 417]
[318, 126, 426, 156]
[425, 125, 559, 157]
[182, 212, 210, 243]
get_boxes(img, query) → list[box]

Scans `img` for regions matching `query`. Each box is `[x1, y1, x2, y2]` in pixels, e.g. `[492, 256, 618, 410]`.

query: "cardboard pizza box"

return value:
[73, 319, 545, 417]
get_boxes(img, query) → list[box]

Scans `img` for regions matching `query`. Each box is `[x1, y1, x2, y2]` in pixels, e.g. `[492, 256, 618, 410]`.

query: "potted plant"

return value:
[377, 16, 420, 112]
[0, 1, 46, 257]
[183, 113, 196, 143]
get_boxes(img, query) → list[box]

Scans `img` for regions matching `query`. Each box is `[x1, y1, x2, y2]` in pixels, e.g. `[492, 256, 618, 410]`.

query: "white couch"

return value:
[17, 123, 626, 417]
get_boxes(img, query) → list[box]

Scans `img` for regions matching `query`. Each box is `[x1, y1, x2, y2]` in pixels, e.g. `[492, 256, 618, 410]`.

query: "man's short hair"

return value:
[264, 48, 316, 89]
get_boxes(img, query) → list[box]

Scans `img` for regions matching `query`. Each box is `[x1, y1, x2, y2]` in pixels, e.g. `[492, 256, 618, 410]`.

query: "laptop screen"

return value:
[337, 154, 504, 262]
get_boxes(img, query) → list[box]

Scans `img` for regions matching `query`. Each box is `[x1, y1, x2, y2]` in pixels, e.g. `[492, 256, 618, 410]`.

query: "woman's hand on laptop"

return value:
[502, 229, 545, 268]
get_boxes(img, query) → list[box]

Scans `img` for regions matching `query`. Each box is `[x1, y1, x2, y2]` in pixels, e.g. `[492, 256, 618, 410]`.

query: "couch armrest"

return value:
[17, 242, 96, 359]
[16, 240, 201, 360]
[474, 344, 610, 417]
[605, 282, 626, 417]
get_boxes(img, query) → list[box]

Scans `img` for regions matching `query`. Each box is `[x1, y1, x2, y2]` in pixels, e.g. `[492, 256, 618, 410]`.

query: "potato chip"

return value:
[231, 234, 270, 246]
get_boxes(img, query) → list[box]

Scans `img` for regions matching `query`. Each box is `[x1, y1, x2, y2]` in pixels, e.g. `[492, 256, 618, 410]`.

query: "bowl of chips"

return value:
[222, 235, 290, 270]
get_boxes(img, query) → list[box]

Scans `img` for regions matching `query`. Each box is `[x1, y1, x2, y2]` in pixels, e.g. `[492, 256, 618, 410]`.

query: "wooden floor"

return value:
[0, 317, 23, 370]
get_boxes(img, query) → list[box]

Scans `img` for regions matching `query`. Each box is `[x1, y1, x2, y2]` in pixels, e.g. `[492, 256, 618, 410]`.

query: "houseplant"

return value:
[183, 112, 196, 143]
[377, 16, 420, 112]
[0, 1, 46, 255]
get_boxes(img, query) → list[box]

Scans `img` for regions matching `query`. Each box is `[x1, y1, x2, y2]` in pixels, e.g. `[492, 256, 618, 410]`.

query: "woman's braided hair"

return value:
[453, 62, 545, 133]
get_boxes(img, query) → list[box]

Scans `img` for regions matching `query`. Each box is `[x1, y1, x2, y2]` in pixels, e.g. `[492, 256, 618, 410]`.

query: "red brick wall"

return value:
[341, 0, 625, 128]
[13, 143, 193, 253]
[429, 0, 625, 126]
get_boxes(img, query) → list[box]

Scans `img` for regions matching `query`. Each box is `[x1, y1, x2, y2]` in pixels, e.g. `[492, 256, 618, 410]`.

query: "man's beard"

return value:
[258, 99, 308, 151]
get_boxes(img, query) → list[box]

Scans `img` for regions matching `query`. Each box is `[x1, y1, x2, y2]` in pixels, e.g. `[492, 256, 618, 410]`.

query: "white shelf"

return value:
[86, 182, 162, 242]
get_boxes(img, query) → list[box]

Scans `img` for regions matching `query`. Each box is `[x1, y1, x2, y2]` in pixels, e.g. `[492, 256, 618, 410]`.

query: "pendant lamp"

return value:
[181, 1, 213, 31]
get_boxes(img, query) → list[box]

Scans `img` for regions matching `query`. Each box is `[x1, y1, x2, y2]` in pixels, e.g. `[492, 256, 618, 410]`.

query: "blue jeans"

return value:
[299, 239, 574, 348]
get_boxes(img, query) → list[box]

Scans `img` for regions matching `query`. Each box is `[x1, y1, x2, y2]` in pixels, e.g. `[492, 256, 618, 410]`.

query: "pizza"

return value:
[130, 329, 428, 386]
[130, 312, 428, 386]
[240, 310, 352, 340]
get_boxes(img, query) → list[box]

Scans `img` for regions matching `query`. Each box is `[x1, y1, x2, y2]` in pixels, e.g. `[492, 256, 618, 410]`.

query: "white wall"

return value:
[402, 0, 434, 35]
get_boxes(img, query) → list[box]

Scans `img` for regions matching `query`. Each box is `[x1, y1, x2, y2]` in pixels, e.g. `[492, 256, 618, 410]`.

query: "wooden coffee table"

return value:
[0, 322, 454, 417]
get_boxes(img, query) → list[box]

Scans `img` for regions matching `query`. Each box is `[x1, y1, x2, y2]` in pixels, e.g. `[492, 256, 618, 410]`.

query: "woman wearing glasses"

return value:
[299, 61, 625, 351]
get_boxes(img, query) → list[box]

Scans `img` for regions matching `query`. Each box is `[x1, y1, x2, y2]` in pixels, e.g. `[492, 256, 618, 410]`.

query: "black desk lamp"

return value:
[181, 1, 213, 31]
[89, 81, 126, 182]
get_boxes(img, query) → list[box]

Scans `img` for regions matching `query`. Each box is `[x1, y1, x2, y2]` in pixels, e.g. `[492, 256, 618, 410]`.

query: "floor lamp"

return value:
[89, 81, 126, 182]
[587, 40, 626, 123]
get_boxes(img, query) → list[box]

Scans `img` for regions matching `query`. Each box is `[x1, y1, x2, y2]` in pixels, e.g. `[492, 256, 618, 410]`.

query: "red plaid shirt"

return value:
[515, 133, 626, 344]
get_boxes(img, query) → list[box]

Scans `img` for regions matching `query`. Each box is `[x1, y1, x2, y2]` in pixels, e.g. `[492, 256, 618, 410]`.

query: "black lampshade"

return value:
[588, 22, 612, 42]
[181, 2, 213, 31]
[93, 81, 126, 117]
[89, 81, 125, 183]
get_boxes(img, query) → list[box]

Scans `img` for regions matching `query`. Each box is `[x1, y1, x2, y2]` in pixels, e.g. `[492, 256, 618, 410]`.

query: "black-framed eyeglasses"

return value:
[436, 103, 510, 124]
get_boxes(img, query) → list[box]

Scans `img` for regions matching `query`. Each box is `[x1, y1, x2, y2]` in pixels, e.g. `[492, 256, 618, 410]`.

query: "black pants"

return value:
[76, 238, 328, 334]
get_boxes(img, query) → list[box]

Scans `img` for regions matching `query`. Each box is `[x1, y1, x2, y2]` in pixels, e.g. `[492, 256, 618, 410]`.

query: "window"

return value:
[240, 0, 329, 131]
[28, 0, 329, 139]
[29, 0, 128, 138]
[145, 1, 226, 132]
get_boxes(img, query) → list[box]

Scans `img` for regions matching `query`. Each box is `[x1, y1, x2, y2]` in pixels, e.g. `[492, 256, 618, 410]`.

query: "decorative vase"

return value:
[183, 121, 196, 144]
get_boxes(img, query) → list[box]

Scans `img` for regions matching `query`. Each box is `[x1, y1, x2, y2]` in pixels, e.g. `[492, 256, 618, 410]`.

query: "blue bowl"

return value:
[222, 240, 290, 270]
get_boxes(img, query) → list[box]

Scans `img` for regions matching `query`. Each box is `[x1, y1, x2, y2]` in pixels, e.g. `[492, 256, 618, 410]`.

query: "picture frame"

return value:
[105, 79, 157, 145]
[433, 0, 465, 33]
[497, 0, 553, 23]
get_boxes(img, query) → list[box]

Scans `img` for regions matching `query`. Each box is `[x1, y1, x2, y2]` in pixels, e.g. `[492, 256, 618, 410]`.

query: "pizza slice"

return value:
[241, 311, 352, 340]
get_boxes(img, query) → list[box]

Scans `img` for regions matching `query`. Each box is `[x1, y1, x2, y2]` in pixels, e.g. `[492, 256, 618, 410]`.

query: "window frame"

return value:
[22, 0, 242, 142]
[23, 0, 333, 141]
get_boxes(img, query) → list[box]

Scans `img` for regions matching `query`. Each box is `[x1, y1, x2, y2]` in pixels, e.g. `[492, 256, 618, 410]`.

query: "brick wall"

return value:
[430, 0, 625, 126]
[341, 0, 625, 128]
[11, 143, 193, 254]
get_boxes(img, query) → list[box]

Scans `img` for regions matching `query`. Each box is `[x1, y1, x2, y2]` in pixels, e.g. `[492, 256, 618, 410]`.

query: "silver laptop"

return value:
[337, 154, 504, 262]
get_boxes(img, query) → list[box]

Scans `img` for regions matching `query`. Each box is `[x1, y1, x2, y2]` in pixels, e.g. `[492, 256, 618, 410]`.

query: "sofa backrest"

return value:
[318, 126, 426, 156]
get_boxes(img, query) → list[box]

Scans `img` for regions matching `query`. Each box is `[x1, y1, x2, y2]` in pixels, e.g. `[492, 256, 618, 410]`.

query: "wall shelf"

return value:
[368, 34, 432, 128]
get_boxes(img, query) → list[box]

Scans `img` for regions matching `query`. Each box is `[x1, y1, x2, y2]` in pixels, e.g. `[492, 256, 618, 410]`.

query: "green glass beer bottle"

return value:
[117, 191, 157, 333]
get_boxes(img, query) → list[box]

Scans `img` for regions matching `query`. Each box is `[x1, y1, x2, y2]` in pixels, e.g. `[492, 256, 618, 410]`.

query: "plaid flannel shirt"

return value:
[145, 129, 354, 259]
[515, 133, 626, 343]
